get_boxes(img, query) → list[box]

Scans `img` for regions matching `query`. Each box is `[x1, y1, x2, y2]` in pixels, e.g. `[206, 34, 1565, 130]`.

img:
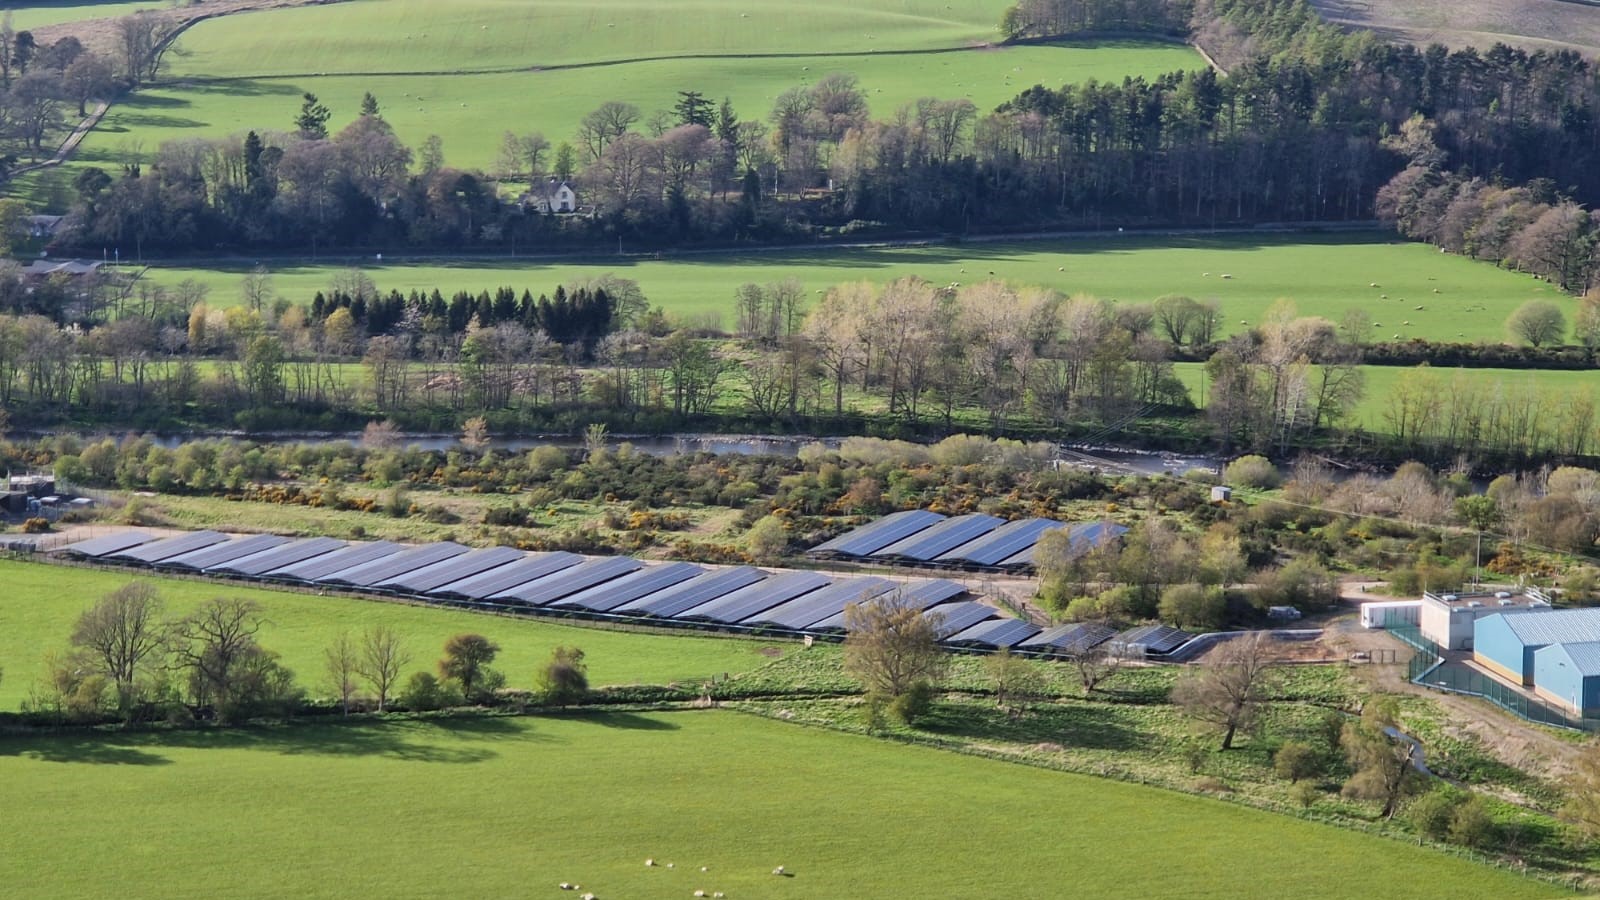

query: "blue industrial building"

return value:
[1532, 642, 1600, 717]
[1473, 608, 1600, 686]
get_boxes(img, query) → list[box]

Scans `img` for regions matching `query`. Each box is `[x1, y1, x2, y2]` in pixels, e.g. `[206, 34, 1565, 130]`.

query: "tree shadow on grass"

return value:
[556, 710, 680, 731]
[0, 736, 172, 766]
[919, 702, 1145, 751]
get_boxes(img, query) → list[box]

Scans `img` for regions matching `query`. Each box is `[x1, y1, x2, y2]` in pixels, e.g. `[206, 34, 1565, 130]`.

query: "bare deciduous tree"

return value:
[1341, 698, 1423, 818]
[168, 597, 266, 721]
[325, 630, 359, 715]
[70, 582, 166, 715]
[358, 625, 409, 712]
[1172, 632, 1279, 750]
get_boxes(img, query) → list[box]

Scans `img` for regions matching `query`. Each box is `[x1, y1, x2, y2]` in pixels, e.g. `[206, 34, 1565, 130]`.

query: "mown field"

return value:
[135, 233, 1564, 342]
[0, 559, 776, 710]
[20, 0, 1199, 188]
[0, 709, 1572, 899]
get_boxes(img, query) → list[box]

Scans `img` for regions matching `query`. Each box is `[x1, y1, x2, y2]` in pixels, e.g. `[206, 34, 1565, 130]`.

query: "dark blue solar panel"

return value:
[267, 541, 404, 582]
[946, 618, 1041, 648]
[322, 542, 470, 588]
[1018, 622, 1115, 654]
[158, 534, 291, 571]
[743, 576, 895, 629]
[111, 530, 229, 564]
[809, 579, 969, 631]
[377, 546, 525, 593]
[808, 510, 947, 557]
[491, 556, 643, 606]
[1001, 520, 1127, 568]
[937, 518, 1064, 566]
[1110, 624, 1193, 655]
[871, 514, 1006, 562]
[430, 551, 584, 600]
[59, 531, 157, 558]
[617, 566, 766, 617]
[215, 537, 348, 576]
[551, 562, 705, 612]
[923, 601, 998, 638]
[674, 570, 832, 624]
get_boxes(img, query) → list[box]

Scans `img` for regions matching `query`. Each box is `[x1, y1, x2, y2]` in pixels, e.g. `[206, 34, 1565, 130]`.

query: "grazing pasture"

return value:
[0, 710, 1570, 899]
[136, 233, 1561, 343]
[0, 559, 774, 709]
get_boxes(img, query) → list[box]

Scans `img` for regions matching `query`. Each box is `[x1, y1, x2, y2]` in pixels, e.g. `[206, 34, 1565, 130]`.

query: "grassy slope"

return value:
[6, 1, 158, 31]
[0, 559, 775, 709]
[0, 710, 1570, 899]
[140, 233, 1564, 342]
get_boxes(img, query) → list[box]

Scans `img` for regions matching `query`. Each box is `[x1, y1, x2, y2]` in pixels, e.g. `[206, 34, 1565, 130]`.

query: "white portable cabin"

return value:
[1360, 600, 1421, 629]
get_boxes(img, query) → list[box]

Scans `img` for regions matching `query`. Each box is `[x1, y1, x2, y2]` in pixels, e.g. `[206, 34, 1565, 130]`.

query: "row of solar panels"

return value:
[807, 510, 1129, 571]
[56, 530, 1097, 649]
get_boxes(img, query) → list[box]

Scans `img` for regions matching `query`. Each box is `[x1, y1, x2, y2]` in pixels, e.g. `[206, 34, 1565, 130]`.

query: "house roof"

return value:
[1538, 641, 1600, 677]
[1483, 608, 1600, 647]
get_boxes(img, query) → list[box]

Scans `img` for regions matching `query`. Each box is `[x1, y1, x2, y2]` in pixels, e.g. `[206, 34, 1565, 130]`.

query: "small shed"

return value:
[1267, 605, 1302, 621]
[1210, 485, 1232, 503]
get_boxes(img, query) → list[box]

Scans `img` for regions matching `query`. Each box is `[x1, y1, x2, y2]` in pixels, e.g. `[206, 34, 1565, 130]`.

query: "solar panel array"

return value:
[57, 531, 1088, 651]
[807, 512, 1128, 572]
[1109, 624, 1195, 657]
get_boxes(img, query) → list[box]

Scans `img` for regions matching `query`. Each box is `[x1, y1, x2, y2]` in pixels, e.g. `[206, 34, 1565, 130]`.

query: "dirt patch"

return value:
[757, 646, 784, 658]
[1310, 0, 1600, 55]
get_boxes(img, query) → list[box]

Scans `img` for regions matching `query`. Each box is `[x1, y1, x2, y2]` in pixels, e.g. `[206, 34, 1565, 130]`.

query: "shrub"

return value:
[1273, 740, 1320, 783]
[1405, 788, 1462, 841]
[538, 646, 589, 706]
[1224, 455, 1281, 489]
[746, 514, 789, 561]
[1448, 795, 1495, 848]
[888, 681, 936, 726]
[21, 517, 51, 533]
[1159, 583, 1226, 630]
[1291, 781, 1320, 808]
[400, 671, 448, 711]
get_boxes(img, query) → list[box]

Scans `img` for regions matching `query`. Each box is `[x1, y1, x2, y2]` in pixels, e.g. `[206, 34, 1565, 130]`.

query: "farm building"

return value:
[1473, 608, 1600, 685]
[522, 178, 578, 214]
[1420, 589, 1549, 650]
[1531, 642, 1600, 717]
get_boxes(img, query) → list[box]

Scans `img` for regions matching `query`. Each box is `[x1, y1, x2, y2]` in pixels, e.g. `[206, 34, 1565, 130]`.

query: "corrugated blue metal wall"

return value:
[1473, 614, 1535, 684]
[1532, 645, 1600, 716]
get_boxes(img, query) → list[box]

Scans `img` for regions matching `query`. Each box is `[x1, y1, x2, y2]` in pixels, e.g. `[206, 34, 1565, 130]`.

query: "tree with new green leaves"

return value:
[1340, 697, 1423, 818]
[296, 92, 331, 140]
[842, 590, 945, 704]
[1159, 583, 1226, 630]
[538, 646, 588, 706]
[985, 648, 1043, 711]
[1172, 633, 1278, 750]
[746, 514, 788, 562]
[70, 582, 166, 716]
[439, 633, 501, 702]
[1506, 299, 1566, 348]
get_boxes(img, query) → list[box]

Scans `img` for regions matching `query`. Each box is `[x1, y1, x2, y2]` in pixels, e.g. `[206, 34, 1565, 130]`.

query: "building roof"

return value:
[1482, 608, 1600, 647]
[1537, 641, 1600, 677]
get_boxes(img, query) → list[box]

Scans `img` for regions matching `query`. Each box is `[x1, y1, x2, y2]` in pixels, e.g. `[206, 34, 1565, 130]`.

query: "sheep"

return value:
[646, 859, 656, 867]
[1372, 322, 1381, 327]
[581, 895, 595, 900]
[1058, 266, 1064, 272]
[1369, 282, 1379, 288]
[559, 884, 573, 891]
[1392, 334, 1400, 339]
[1238, 319, 1247, 325]
[700, 867, 709, 872]
[694, 892, 706, 899]
[1414, 305, 1424, 310]
[1220, 273, 1233, 279]
[1402, 320, 1411, 325]
[1380, 294, 1388, 299]
[714, 894, 725, 899]
[772, 866, 786, 876]
[667, 864, 675, 869]
[1202, 272, 1210, 276]
[1432, 288, 1441, 293]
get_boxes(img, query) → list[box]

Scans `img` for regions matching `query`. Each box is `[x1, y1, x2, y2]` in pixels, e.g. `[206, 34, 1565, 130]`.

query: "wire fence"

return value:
[1386, 614, 1600, 733]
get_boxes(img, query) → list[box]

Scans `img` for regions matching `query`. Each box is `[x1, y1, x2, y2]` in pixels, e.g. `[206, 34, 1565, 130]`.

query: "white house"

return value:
[522, 178, 578, 214]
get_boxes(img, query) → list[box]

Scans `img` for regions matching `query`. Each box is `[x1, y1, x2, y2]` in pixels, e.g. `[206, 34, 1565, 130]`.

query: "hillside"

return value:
[1310, 0, 1600, 54]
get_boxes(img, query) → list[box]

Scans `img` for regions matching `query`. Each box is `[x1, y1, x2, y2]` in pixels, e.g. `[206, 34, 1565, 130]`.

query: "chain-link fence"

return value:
[1385, 612, 1600, 732]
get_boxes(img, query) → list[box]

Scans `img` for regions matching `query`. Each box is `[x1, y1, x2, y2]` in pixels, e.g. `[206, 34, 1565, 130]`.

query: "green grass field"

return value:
[6, 1, 157, 31]
[137, 233, 1563, 342]
[35, 0, 1199, 178]
[0, 710, 1571, 899]
[1173, 363, 1596, 430]
[0, 559, 776, 709]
